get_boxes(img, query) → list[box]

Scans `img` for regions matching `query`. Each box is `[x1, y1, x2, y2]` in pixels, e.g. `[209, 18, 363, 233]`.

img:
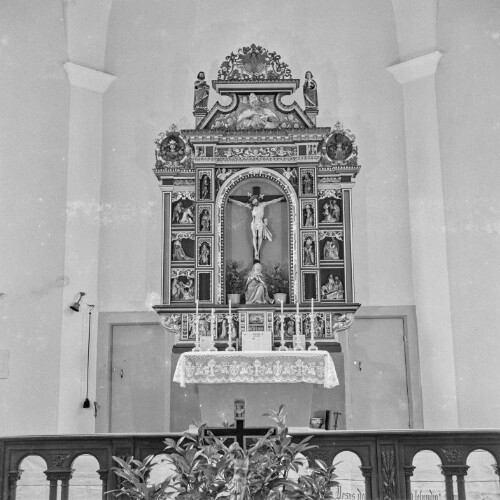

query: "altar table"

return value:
[173, 350, 339, 388]
[173, 351, 339, 427]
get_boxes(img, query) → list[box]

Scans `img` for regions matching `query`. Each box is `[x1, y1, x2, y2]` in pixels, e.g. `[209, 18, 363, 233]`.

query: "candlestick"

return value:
[225, 312, 236, 351]
[208, 308, 217, 351]
[308, 310, 318, 351]
[192, 310, 201, 352]
[278, 312, 287, 351]
[294, 311, 304, 350]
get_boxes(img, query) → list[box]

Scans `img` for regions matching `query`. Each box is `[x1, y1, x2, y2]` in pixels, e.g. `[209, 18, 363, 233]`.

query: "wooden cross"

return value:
[202, 416, 277, 448]
[227, 186, 285, 206]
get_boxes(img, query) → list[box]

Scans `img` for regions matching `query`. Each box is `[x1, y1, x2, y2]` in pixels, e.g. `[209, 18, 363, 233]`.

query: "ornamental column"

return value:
[388, 51, 459, 428]
[57, 62, 115, 433]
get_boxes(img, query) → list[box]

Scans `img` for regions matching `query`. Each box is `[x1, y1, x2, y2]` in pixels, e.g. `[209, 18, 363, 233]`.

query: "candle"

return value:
[195, 299, 199, 316]
[211, 308, 215, 341]
[280, 299, 284, 315]
[311, 298, 314, 315]
[296, 300, 299, 316]
[229, 299, 232, 315]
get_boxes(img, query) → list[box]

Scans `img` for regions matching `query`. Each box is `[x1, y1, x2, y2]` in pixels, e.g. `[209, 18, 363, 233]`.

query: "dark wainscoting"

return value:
[1, 430, 499, 499]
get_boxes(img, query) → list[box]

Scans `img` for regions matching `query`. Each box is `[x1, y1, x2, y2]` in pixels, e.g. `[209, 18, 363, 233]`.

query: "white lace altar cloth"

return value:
[173, 351, 339, 388]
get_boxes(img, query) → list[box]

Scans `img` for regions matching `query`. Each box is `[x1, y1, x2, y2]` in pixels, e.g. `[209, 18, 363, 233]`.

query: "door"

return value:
[110, 324, 169, 432]
[348, 317, 411, 429]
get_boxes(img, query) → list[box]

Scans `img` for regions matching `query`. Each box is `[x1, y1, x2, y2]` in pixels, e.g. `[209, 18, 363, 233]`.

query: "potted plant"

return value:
[226, 261, 245, 305]
[267, 263, 289, 305]
[110, 405, 339, 499]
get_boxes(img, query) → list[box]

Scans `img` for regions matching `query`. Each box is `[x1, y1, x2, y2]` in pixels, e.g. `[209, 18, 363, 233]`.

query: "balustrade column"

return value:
[360, 466, 373, 500]
[7, 470, 22, 500]
[98, 468, 108, 499]
[403, 465, 415, 500]
[46, 477, 58, 500]
[59, 471, 73, 500]
[440, 468, 455, 500]
[455, 468, 469, 500]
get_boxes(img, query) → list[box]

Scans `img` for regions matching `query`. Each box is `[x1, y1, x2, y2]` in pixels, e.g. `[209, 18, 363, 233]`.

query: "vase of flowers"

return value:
[267, 263, 289, 305]
[226, 261, 245, 305]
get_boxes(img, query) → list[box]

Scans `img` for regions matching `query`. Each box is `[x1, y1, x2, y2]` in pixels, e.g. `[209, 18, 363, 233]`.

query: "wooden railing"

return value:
[1, 430, 500, 500]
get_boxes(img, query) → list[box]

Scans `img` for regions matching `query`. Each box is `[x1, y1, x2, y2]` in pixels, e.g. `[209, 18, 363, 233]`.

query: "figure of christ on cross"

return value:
[228, 187, 286, 262]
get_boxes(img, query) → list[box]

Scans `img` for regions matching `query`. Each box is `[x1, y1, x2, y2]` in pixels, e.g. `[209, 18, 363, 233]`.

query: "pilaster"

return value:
[57, 62, 115, 433]
[388, 51, 459, 428]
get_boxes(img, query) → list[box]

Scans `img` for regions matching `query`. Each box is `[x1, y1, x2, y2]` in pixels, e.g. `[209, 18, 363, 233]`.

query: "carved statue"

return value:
[245, 263, 273, 304]
[200, 209, 211, 232]
[236, 93, 279, 130]
[199, 242, 210, 265]
[200, 174, 210, 199]
[303, 237, 316, 266]
[303, 71, 318, 108]
[179, 205, 194, 224]
[172, 239, 191, 261]
[303, 204, 314, 227]
[229, 193, 285, 261]
[302, 172, 314, 194]
[323, 239, 339, 260]
[321, 274, 344, 300]
[193, 71, 209, 110]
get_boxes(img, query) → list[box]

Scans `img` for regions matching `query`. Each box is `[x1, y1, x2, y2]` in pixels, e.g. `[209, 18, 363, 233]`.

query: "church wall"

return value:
[99, 0, 414, 313]
[0, 0, 70, 435]
[436, 0, 500, 427]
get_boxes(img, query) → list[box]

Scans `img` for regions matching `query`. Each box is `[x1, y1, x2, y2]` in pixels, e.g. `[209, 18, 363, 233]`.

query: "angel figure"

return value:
[228, 193, 285, 260]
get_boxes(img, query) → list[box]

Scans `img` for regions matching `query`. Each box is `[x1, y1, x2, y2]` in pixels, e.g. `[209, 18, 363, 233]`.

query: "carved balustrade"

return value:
[1, 430, 499, 499]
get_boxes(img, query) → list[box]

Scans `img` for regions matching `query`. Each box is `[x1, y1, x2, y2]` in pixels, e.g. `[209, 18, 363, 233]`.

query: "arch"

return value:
[16, 455, 50, 500]
[69, 454, 102, 499]
[465, 449, 500, 500]
[331, 450, 365, 499]
[215, 167, 299, 304]
[410, 450, 444, 500]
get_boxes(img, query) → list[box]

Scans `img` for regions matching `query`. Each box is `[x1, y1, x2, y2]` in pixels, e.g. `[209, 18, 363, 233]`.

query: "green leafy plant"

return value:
[266, 264, 289, 295]
[110, 405, 338, 499]
[226, 261, 245, 295]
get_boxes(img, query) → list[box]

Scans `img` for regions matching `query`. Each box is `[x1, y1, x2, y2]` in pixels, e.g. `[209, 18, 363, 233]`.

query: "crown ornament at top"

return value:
[217, 44, 293, 81]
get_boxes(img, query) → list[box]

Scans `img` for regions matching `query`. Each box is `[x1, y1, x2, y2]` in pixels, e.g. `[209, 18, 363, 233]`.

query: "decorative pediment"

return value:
[154, 124, 194, 172]
[217, 44, 292, 81]
[203, 93, 310, 131]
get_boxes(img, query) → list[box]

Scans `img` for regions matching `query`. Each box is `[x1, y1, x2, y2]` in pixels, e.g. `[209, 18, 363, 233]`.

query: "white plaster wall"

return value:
[99, 0, 414, 311]
[436, 0, 500, 427]
[0, 0, 69, 435]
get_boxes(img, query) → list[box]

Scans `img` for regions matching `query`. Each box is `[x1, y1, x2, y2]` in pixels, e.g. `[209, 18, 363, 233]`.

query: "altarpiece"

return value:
[153, 45, 360, 350]
[152, 46, 361, 426]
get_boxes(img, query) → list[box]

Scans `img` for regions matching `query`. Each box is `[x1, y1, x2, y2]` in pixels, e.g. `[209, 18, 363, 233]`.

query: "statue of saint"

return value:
[236, 93, 279, 129]
[244, 263, 273, 304]
[199, 242, 210, 265]
[200, 209, 211, 232]
[193, 71, 209, 110]
[303, 71, 318, 108]
[303, 237, 316, 266]
[303, 204, 314, 227]
[302, 172, 314, 194]
[228, 193, 285, 261]
[200, 174, 210, 199]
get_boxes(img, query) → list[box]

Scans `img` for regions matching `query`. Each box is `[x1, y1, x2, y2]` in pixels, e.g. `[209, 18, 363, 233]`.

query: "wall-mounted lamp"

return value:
[70, 292, 86, 312]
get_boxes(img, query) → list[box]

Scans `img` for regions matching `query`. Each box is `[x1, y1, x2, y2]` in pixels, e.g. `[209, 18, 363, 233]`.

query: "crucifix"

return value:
[228, 186, 286, 262]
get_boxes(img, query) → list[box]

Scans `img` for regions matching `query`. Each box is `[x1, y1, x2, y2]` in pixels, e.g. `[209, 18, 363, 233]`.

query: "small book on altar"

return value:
[293, 334, 306, 349]
[199, 336, 213, 351]
[241, 331, 272, 351]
